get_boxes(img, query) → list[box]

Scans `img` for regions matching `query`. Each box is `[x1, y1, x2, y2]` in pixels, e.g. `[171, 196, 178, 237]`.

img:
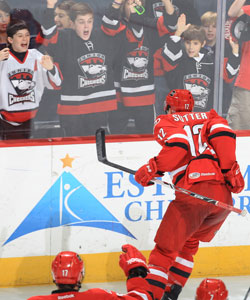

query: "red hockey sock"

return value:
[166, 254, 194, 287]
[146, 265, 168, 300]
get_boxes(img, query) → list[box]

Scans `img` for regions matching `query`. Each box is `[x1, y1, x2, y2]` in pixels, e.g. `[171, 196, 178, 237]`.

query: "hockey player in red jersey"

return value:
[134, 89, 244, 300]
[195, 278, 228, 300]
[27, 244, 152, 300]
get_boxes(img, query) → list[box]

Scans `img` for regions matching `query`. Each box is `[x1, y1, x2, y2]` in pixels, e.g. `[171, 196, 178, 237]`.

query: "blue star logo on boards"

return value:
[3, 154, 136, 246]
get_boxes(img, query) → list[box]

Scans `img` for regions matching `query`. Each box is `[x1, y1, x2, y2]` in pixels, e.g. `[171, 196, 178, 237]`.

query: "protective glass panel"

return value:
[0, 0, 247, 140]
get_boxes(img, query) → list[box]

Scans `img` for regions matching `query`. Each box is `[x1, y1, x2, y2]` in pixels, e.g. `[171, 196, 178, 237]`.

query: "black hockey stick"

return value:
[244, 287, 250, 300]
[96, 128, 247, 216]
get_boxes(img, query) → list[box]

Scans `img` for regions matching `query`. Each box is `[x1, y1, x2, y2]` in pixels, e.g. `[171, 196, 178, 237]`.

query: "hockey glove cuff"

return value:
[135, 157, 164, 187]
[223, 161, 245, 194]
[127, 266, 148, 279]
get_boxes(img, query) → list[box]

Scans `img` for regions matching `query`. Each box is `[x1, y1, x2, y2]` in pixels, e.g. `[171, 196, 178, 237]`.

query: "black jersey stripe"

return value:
[148, 291, 154, 300]
[165, 141, 189, 151]
[191, 154, 219, 162]
[208, 131, 236, 141]
[169, 266, 190, 278]
[146, 278, 166, 290]
[174, 172, 185, 185]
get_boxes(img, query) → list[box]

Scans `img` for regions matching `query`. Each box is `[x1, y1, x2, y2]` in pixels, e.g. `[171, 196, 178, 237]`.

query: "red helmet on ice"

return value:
[165, 89, 194, 113]
[52, 251, 84, 286]
[196, 278, 228, 300]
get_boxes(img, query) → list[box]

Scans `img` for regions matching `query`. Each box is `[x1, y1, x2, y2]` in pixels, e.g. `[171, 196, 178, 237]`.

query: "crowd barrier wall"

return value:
[0, 132, 249, 287]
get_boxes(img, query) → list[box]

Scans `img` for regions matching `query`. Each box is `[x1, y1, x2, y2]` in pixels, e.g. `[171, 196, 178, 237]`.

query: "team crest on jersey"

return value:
[153, 1, 179, 18]
[122, 46, 149, 81]
[8, 68, 36, 106]
[78, 53, 107, 88]
[183, 74, 211, 109]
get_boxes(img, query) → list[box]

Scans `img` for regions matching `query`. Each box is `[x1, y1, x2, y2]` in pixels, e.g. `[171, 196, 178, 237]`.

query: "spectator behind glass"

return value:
[144, 0, 201, 116]
[226, 0, 250, 130]
[201, 11, 217, 53]
[201, 11, 240, 117]
[0, 0, 41, 50]
[0, 20, 62, 140]
[33, 0, 76, 139]
[160, 14, 240, 112]
[54, 0, 74, 30]
[102, 0, 177, 134]
[44, 2, 120, 137]
[36, 0, 75, 47]
[0, 0, 10, 50]
[11, 8, 41, 49]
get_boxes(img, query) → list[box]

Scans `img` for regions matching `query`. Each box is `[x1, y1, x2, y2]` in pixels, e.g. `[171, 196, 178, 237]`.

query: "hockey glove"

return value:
[135, 157, 164, 187]
[119, 244, 149, 278]
[223, 161, 245, 194]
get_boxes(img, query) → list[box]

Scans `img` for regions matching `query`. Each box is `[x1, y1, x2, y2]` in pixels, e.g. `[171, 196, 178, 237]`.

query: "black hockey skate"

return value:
[161, 284, 182, 300]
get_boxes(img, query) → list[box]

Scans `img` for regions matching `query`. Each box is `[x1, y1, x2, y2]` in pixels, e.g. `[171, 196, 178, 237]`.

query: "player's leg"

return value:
[147, 181, 222, 300]
[146, 263, 170, 300]
[162, 238, 199, 300]
[147, 200, 181, 300]
[191, 183, 232, 243]
[147, 196, 207, 300]
[162, 182, 232, 300]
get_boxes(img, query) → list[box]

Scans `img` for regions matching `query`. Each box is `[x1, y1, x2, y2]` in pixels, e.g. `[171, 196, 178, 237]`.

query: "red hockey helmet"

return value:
[165, 89, 194, 113]
[196, 278, 228, 300]
[52, 251, 84, 285]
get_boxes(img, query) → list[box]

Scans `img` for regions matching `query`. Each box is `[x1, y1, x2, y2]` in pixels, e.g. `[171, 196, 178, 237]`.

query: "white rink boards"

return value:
[0, 135, 249, 286]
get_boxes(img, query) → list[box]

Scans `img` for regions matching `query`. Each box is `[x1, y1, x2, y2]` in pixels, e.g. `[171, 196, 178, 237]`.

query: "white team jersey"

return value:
[0, 49, 61, 124]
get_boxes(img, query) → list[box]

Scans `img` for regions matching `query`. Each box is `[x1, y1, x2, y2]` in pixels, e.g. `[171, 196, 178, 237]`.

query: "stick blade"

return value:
[95, 128, 107, 162]
[241, 209, 247, 217]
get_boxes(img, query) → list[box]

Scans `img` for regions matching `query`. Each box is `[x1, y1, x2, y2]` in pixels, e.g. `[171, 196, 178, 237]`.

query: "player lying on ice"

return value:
[134, 89, 245, 300]
[27, 244, 153, 300]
